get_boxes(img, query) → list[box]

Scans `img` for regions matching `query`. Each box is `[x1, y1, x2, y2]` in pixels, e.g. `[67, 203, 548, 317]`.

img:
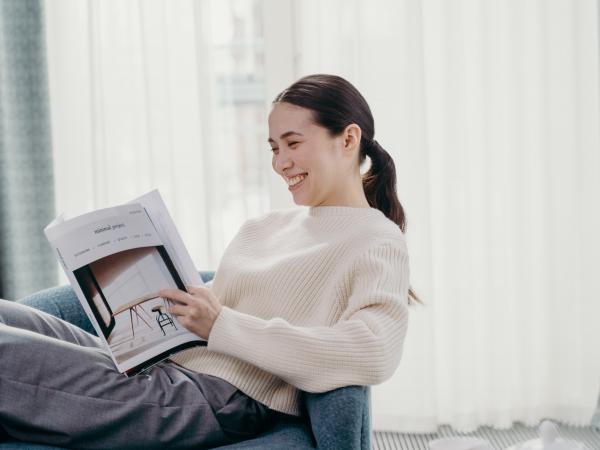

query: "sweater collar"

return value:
[307, 205, 383, 217]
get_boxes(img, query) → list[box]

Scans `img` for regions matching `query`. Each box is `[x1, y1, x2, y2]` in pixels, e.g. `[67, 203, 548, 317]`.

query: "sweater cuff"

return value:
[207, 306, 263, 355]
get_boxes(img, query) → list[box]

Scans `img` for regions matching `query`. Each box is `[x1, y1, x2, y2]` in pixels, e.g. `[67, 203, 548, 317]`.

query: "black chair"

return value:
[151, 305, 177, 335]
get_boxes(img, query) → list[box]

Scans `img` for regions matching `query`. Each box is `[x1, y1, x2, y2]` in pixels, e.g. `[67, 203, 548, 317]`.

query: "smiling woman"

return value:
[169, 75, 416, 420]
[0, 74, 417, 448]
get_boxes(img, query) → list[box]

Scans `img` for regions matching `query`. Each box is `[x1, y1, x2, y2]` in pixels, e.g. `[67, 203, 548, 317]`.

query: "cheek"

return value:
[312, 155, 336, 176]
[298, 149, 319, 171]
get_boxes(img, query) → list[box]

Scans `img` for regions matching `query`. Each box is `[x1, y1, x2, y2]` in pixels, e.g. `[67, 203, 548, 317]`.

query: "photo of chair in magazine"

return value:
[73, 244, 187, 360]
[45, 191, 207, 376]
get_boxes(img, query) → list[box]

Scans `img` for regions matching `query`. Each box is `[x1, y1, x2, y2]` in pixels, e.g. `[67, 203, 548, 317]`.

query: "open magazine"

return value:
[44, 190, 206, 376]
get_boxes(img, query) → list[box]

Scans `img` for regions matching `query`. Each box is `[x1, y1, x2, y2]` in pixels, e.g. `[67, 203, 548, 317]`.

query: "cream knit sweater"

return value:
[170, 205, 410, 416]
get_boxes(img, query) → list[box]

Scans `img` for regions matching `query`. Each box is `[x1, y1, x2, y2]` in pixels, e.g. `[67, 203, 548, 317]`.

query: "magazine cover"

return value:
[44, 190, 206, 375]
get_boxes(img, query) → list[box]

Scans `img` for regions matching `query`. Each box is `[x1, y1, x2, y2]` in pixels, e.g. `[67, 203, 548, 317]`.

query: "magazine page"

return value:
[45, 202, 206, 375]
[128, 190, 204, 288]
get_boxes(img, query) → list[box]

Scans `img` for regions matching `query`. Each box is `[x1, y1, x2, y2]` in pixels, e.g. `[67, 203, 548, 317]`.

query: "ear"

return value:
[341, 123, 362, 156]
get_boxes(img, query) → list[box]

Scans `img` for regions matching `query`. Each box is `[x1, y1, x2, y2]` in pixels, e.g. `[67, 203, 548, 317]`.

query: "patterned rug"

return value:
[373, 422, 600, 449]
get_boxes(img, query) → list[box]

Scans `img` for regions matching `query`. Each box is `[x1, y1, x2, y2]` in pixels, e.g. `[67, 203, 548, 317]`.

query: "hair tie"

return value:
[366, 139, 392, 172]
[364, 138, 378, 155]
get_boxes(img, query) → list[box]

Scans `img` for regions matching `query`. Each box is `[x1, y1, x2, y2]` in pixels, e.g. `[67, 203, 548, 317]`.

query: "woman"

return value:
[0, 74, 417, 449]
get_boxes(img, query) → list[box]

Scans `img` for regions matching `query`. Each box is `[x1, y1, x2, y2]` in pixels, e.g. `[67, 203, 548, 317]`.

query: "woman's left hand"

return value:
[159, 286, 223, 340]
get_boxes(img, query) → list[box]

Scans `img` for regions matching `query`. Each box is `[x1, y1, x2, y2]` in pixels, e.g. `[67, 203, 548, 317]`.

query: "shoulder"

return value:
[351, 210, 408, 254]
[333, 212, 409, 284]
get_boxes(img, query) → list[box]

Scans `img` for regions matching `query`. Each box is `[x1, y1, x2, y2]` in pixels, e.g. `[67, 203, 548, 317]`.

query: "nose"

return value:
[275, 151, 293, 174]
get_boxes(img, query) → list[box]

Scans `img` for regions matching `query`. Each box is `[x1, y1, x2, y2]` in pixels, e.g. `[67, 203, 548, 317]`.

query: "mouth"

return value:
[286, 173, 308, 192]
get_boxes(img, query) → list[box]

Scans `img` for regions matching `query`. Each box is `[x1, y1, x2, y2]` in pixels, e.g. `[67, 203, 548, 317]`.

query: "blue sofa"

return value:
[0, 272, 372, 450]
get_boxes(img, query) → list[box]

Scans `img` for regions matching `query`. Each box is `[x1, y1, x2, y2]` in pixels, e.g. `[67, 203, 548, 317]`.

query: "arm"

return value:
[207, 243, 410, 393]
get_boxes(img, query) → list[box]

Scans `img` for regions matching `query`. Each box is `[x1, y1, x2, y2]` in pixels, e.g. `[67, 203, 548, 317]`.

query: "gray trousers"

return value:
[0, 299, 276, 449]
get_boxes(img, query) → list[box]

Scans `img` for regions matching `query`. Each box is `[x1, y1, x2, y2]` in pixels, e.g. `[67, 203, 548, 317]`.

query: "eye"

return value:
[288, 141, 299, 149]
[269, 147, 279, 155]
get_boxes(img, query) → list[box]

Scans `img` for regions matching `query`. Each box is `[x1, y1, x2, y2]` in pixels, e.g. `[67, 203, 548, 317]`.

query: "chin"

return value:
[291, 194, 312, 207]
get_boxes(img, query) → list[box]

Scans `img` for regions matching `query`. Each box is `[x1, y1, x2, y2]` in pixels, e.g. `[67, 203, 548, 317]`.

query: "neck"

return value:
[314, 174, 370, 208]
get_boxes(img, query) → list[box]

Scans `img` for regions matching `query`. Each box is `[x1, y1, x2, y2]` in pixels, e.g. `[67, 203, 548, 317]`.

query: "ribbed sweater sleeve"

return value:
[206, 242, 409, 393]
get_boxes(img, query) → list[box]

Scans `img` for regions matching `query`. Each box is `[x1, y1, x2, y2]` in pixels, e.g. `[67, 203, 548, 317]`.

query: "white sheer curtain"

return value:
[291, 0, 600, 432]
[45, 0, 600, 434]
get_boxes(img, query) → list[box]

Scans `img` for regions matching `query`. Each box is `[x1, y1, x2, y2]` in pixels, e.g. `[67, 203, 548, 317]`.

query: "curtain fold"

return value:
[0, 0, 56, 299]
[293, 0, 600, 433]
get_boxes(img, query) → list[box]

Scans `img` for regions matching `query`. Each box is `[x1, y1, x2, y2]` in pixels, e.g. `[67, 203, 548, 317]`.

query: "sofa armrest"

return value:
[303, 385, 371, 450]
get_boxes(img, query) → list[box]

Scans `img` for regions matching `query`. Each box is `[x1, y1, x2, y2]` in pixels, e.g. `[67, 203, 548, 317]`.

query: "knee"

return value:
[0, 298, 12, 324]
[0, 299, 37, 327]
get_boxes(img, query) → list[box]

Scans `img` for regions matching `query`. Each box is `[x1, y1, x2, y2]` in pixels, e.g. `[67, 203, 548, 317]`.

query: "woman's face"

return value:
[268, 102, 355, 207]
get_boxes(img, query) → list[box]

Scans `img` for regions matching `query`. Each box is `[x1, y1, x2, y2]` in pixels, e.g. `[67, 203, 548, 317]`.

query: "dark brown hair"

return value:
[274, 74, 421, 305]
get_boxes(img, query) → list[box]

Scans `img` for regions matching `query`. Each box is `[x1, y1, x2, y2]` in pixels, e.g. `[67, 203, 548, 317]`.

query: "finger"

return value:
[159, 288, 190, 305]
[168, 304, 187, 317]
[186, 285, 209, 295]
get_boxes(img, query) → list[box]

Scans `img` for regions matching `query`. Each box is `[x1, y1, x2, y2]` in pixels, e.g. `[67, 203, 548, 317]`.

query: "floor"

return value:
[372, 422, 600, 449]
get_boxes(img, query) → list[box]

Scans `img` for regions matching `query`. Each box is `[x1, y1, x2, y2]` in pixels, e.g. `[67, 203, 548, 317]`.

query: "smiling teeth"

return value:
[287, 174, 307, 186]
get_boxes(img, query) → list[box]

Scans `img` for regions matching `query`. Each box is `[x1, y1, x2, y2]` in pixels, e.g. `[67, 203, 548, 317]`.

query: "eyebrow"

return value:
[267, 131, 304, 143]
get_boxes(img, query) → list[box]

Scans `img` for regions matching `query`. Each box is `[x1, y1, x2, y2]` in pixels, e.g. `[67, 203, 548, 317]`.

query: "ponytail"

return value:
[361, 139, 404, 231]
